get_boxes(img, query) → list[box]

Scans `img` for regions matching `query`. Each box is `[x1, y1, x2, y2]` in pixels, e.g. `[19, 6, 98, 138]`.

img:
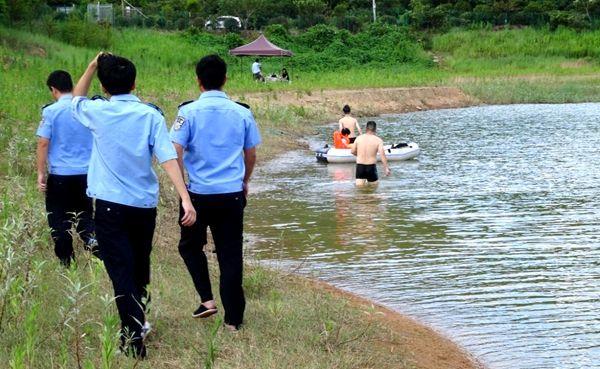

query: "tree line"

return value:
[2, 0, 600, 31]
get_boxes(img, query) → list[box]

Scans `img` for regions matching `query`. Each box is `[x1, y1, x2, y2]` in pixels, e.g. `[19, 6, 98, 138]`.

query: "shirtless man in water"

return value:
[339, 105, 362, 143]
[351, 121, 391, 186]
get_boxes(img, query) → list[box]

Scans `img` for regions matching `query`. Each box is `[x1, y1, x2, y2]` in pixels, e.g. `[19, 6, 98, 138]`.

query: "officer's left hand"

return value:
[180, 199, 196, 227]
[37, 172, 47, 192]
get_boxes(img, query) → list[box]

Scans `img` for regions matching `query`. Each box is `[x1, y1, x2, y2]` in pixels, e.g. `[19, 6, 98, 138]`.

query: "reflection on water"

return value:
[248, 104, 600, 369]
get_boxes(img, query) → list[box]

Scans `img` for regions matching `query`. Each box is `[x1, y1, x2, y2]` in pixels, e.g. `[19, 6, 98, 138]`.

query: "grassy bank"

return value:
[1, 24, 599, 368]
[0, 178, 421, 368]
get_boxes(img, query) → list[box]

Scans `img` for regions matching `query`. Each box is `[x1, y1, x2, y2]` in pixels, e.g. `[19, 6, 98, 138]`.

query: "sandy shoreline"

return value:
[305, 277, 487, 369]
[247, 86, 487, 369]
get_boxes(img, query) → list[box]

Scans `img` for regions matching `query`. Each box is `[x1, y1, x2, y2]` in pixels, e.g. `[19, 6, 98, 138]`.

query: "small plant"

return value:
[204, 317, 223, 369]
[60, 268, 93, 369]
[99, 294, 120, 369]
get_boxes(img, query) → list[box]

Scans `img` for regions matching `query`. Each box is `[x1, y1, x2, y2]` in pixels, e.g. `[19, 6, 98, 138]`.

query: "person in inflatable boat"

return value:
[333, 128, 352, 149]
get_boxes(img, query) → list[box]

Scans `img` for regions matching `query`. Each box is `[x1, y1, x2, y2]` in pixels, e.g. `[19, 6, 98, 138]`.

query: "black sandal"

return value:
[192, 304, 218, 318]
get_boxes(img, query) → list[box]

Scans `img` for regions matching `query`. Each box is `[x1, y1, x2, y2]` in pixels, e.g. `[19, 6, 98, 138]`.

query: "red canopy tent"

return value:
[229, 34, 293, 57]
[229, 34, 294, 82]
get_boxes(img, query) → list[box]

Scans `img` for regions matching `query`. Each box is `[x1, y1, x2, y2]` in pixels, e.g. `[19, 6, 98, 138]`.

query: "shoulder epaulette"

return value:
[91, 95, 108, 101]
[41, 102, 53, 110]
[144, 102, 164, 116]
[235, 101, 251, 110]
[178, 100, 194, 109]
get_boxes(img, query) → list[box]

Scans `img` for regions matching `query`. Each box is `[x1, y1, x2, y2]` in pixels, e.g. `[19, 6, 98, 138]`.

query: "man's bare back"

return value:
[353, 134, 383, 164]
[351, 121, 390, 186]
[339, 115, 361, 138]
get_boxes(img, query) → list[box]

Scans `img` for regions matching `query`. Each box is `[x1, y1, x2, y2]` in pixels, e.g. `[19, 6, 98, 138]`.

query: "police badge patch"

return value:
[173, 116, 185, 130]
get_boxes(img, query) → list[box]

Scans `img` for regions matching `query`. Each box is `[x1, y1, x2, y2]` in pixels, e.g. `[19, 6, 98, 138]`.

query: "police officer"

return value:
[36, 70, 96, 266]
[71, 53, 196, 358]
[170, 55, 261, 331]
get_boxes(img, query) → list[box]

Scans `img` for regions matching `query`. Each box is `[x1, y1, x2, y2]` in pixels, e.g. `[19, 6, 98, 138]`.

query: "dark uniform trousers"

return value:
[95, 199, 155, 351]
[178, 191, 246, 326]
[45, 174, 95, 264]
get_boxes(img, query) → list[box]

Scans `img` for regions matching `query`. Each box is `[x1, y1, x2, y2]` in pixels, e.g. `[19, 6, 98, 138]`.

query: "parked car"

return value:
[205, 16, 242, 30]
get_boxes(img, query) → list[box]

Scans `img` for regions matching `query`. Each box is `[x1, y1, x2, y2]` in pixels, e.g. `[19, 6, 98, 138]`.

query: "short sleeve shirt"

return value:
[36, 94, 92, 175]
[72, 94, 177, 208]
[170, 91, 261, 195]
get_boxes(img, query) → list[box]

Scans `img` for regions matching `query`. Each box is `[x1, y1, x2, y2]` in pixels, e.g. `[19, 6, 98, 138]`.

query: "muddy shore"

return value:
[238, 86, 479, 119]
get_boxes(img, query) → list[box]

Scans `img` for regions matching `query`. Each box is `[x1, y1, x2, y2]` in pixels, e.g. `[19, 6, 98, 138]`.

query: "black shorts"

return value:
[356, 164, 378, 182]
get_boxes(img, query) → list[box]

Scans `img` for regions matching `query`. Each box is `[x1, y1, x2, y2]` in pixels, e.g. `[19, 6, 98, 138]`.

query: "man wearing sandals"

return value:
[171, 55, 261, 331]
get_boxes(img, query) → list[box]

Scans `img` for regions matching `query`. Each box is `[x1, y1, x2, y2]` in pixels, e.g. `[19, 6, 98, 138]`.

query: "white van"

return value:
[205, 16, 242, 30]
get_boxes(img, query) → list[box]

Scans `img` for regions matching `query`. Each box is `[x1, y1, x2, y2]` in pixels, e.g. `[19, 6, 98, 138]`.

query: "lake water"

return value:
[247, 104, 600, 369]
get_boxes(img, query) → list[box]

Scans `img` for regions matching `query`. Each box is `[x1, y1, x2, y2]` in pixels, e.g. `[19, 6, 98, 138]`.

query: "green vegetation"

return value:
[3, 0, 600, 31]
[0, 183, 413, 368]
[2, 13, 600, 369]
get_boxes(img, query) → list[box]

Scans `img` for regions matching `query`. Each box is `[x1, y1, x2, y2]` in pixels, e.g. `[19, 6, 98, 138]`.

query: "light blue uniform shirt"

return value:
[72, 94, 177, 208]
[36, 94, 92, 175]
[170, 91, 261, 195]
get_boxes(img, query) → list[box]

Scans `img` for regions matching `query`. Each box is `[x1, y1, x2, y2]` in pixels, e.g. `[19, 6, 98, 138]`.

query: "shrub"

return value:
[298, 24, 338, 51]
[224, 32, 244, 49]
[334, 15, 361, 33]
[549, 11, 589, 30]
[0, 0, 7, 24]
[42, 16, 113, 49]
[378, 15, 397, 25]
[264, 23, 292, 47]
[268, 16, 292, 28]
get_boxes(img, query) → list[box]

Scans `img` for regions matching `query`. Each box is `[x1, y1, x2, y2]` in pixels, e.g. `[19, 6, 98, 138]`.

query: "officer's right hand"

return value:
[89, 51, 110, 69]
[37, 172, 47, 192]
[180, 199, 196, 227]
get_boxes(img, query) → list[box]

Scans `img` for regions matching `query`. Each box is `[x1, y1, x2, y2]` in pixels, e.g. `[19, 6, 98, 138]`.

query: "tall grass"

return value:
[433, 27, 600, 59]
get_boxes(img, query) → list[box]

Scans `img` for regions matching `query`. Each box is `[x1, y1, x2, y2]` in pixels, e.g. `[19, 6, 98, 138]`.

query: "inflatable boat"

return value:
[315, 142, 420, 163]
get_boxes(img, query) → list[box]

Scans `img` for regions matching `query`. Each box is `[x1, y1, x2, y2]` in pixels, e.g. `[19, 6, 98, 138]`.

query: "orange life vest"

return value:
[333, 131, 350, 149]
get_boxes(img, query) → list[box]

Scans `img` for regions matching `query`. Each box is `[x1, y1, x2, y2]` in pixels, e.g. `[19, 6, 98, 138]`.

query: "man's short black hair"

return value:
[366, 121, 376, 131]
[255, 58, 259, 62]
[196, 55, 227, 90]
[97, 54, 136, 95]
[341, 128, 351, 135]
[46, 70, 73, 93]
[343, 105, 351, 114]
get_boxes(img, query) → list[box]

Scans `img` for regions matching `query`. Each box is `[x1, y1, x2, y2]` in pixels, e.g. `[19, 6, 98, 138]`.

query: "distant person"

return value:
[72, 52, 196, 358]
[281, 68, 289, 81]
[251, 58, 264, 82]
[333, 128, 351, 149]
[36, 70, 96, 266]
[351, 121, 391, 186]
[339, 104, 361, 143]
[171, 55, 261, 332]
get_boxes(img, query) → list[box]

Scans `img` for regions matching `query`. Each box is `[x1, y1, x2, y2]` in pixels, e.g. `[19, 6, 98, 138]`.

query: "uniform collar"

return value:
[59, 94, 73, 101]
[199, 90, 228, 100]
[110, 94, 141, 102]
